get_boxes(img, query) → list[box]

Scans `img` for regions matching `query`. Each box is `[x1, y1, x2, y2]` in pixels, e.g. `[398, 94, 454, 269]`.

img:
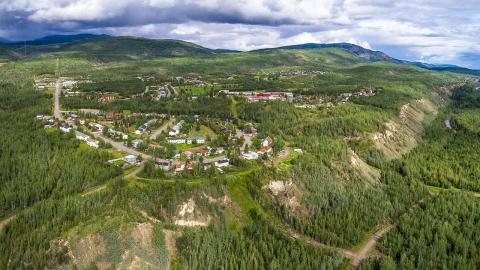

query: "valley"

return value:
[0, 36, 479, 270]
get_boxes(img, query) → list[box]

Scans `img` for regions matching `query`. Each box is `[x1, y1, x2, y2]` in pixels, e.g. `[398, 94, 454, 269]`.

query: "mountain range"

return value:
[0, 34, 478, 75]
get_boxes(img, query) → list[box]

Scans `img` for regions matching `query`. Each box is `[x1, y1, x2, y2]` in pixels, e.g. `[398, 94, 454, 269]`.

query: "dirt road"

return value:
[149, 118, 175, 140]
[349, 224, 393, 269]
[288, 228, 355, 259]
[0, 214, 16, 232]
[124, 162, 146, 178]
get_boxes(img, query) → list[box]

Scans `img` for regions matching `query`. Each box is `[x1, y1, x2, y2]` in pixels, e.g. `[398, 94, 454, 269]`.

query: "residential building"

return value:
[155, 159, 172, 171]
[122, 155, 139, 165]
[215, 158, 230, 168]
[131, 139, 144, 149]
[59, 124, 72, 133]
[167, 137, 187, 144]
[242, 151, 259, 160]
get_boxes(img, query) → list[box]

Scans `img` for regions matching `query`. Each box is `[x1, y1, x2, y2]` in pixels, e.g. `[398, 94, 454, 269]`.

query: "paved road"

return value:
[53, 79, 62, 120]
[149, 118, 175, 140]
[91, 132, 153, 160]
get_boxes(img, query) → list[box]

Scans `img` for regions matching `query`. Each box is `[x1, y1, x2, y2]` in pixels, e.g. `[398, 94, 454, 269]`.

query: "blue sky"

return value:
[0, 0, 479, 68]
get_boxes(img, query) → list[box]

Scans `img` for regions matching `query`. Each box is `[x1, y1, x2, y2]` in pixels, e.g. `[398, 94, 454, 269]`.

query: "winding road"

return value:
[349, 224, 393, 269]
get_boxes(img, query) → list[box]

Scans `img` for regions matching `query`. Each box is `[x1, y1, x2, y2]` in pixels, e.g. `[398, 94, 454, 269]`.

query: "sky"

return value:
[0, 0, 479, 68]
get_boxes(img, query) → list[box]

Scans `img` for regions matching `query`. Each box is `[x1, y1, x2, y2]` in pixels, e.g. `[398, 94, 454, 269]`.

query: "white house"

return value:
[167, 137, 187, 144]
[131, 139, 144, 149]
[195, 137, 206, 144]
[59, 124, 72, 133]
[122, 155, 139, 165]
[86, 138, 99, 148]
[108, 129, 128, 140]
[242, 151, 259, 160]
[215, 158, 230, 168]
[135, 125, 148, 135]
[75, 131, 89, 141]
[156, 159, 172, 171]
[294, 148, 303, 154]
[168, 120, 184, 136]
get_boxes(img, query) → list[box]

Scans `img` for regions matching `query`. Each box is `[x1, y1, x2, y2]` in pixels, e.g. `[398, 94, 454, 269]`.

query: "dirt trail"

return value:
[81, 185, 107, 197]
[0, 214, 16, 232]
[348, 224, 393, 269]
[288, 228, 355, 258]
[124, 162, 145, 179]
[163, 229, 178, 268]
[82, 162, 145, 197]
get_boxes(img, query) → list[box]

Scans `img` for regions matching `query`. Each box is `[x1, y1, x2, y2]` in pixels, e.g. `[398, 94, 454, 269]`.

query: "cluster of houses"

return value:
[148, 84, 177, 100]
[85, 92, 117, 103]
[219, 90, 294, 102]
[339, 87, 377, 104]
[154, 155, 230, 173]
[36, 115, 55, 128]
[85, 122, 128, 140]
[167, 137, 206, 144]
[261, 69, 325, 77]
[37, 115, 100, 149]
[241, 136, 273, 160]
[175, 75, 209, 88]
[34, 77, 56, 90]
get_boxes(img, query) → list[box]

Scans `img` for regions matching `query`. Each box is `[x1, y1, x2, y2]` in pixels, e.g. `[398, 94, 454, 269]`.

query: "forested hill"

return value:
[1, 34, 479, 75]
[254, 43, 398, 63]
[0, 45, 20, 61]
[60, 37, 217, 58]
[2, 36, 218, 61]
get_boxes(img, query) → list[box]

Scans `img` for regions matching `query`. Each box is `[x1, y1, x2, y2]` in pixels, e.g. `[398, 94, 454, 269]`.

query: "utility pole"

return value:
[24, 41, 26, 57]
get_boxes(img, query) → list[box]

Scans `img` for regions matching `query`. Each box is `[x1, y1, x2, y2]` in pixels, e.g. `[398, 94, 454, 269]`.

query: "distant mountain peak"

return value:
[253, 42, 398, 63]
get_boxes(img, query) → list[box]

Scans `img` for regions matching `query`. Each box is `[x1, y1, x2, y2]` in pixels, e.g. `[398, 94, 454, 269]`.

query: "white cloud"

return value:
[0, 0, 479, 68]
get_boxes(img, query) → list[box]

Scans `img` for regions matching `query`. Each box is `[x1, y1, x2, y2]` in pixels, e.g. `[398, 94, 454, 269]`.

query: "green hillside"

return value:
[33, 36, 217, 60]
[0, 44, 19, 62]
[0, 39, 479, 270]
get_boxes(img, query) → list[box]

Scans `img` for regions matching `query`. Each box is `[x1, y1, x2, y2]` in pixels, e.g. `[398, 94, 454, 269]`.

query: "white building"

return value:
[168, 120, 184, 136]
[131, 139, 144, 149]
[242, 151, 259, 160]
[59, 124, 72, 133]
[167, 137, 187, 144]
[156, 160, 172, 171]
[108, 129, 128, 140]
[122, 155, 139, 165]
[86, 138, 99, 148]
[215, 158, 230, 168]
[75, 131, 89, 141]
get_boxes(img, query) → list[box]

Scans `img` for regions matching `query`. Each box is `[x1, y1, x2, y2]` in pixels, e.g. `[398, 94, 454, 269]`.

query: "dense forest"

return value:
[359, 192, 480, 270]
[0, 86, 119, 217]
[177, 212, 346, 270]
[0, 43, 478, 269]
